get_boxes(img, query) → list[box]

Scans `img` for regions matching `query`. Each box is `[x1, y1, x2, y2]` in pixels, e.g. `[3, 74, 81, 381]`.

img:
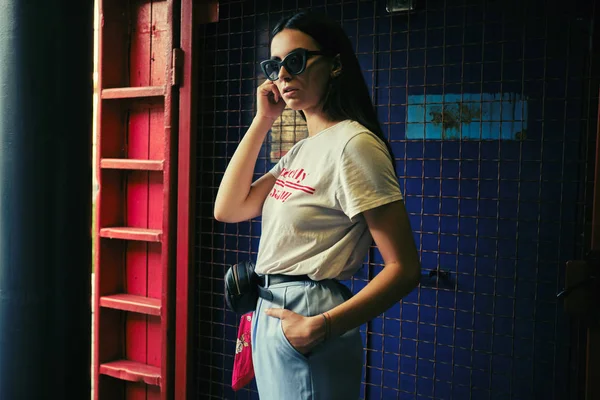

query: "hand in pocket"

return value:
[265, 308, 326, 355]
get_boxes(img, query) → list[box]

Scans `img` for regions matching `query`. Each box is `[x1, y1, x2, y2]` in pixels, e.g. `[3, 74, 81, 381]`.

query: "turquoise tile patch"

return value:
[406, 93, 528, 140]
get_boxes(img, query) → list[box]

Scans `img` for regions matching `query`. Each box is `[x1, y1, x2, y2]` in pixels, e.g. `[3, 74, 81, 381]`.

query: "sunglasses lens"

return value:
[263, 61, 280, 80]
[261, 50, 309, 80]
[285, 52, 304, 74]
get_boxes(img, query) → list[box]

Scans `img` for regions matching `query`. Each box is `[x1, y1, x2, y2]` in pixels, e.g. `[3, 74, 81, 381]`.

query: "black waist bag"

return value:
[224, 260, 269, 314]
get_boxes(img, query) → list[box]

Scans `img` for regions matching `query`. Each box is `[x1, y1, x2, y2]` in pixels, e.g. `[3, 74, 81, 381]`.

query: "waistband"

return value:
[256, 274, 353, 304]
[258, 274, 313, 288]
[256, 274, 315, 302]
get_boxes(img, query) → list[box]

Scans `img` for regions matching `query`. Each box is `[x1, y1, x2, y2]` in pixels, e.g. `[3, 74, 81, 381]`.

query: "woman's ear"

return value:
[331, 54, 343, 78]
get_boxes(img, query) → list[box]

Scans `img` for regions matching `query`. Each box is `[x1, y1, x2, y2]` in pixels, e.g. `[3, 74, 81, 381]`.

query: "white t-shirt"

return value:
[255, 119, 403, 280]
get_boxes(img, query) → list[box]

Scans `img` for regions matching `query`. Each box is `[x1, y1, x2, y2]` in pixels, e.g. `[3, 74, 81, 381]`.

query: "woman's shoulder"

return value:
[338, 121, 386, 150]
[291, 120, 381, 159]
[323, 119, 373, 143]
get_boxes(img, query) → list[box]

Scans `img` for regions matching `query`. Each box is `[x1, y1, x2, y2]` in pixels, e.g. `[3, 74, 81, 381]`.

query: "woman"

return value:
[214, 11, 421, 400]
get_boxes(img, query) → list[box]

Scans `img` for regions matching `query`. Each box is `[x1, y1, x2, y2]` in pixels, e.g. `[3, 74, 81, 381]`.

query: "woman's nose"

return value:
[278, 66, 292, 81]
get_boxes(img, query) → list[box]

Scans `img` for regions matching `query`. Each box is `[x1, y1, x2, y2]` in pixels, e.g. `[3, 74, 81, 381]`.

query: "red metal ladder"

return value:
[94, 0, 180, 398]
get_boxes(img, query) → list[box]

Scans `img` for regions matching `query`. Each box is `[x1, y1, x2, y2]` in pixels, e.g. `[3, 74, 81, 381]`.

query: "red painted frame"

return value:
[174, 0, 196, 397]
[94, 0, 177, 399]
[96, 1, 218, 398]
[161, 1, 177, 398]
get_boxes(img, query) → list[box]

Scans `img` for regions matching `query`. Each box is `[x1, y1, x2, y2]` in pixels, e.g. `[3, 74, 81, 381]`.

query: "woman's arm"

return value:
[213, 116, 277, 223]
[214, 79, 285, 223]
[324, 199, 421, 337]
[265, 199, 421, 353]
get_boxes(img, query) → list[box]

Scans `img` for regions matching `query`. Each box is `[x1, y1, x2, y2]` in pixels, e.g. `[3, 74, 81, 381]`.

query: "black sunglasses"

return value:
[260, 49, 327, 81]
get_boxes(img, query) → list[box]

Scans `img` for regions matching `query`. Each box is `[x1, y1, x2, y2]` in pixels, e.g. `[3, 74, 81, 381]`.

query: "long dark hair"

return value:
[271, 11, 396, 166]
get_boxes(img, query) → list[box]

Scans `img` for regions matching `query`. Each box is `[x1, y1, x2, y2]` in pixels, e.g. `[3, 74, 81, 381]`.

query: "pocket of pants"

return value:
[277, 318, 308, 360]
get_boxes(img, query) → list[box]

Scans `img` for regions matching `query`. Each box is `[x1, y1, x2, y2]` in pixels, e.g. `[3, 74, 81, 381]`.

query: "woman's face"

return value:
[269, 29, 332, 113]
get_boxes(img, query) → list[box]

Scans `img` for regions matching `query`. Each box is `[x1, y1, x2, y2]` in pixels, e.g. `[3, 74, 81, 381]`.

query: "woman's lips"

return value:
[283, 88, 299, 98]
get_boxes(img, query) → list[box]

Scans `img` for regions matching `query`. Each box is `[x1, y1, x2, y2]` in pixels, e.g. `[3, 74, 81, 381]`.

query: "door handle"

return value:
[557, 276, 597, 298]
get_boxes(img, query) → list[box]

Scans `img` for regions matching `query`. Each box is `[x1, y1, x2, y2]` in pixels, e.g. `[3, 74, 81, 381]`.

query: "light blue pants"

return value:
[251, 278, 364, 400]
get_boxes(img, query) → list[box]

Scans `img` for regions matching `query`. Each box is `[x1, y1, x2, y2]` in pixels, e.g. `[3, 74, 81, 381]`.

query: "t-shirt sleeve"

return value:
[269, 158, 285, 178]
[336, 132, 403, 220]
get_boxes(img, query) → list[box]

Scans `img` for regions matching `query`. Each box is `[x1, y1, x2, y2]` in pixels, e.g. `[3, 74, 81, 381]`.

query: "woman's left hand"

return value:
[264, 308, 326, 355]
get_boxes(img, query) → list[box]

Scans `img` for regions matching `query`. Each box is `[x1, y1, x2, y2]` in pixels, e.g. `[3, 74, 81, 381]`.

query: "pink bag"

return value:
[232, 312, 254, 391]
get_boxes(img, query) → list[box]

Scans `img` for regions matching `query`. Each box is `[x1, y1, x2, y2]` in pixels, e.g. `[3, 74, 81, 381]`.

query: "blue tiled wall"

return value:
[195, 0, 599, 399]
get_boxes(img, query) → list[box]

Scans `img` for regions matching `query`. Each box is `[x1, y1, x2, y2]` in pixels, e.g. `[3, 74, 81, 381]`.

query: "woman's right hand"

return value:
[256, 79, 286, 121]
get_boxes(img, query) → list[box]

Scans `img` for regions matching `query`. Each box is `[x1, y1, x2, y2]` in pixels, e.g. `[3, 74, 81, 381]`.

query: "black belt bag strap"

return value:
[224, 261, 273, 314]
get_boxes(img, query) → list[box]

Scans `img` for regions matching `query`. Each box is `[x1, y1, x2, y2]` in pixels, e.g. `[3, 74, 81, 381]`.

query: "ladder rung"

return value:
[99, 360, 161, 386]
[100, 158, 164, 171]
[99, 227, 162, 242]
[99, 294, 161, 316]
[101, 86, 164, 99]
